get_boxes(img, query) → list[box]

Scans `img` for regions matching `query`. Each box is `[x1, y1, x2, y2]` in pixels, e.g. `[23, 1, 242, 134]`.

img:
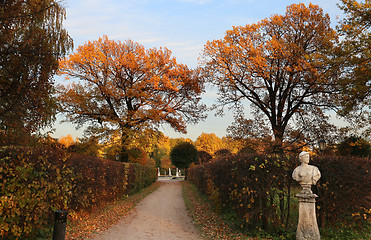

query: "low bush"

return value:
[189, 153, 370, 234]
[189, 154, 296, 232]
[0, 146, 74, 239]
[0, 145, 157, 239]
[311, 155, 370, 228]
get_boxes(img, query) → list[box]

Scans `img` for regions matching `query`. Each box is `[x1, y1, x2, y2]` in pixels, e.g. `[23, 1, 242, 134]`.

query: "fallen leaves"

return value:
[182, 180, 254, 240]
[65, 181, 160, 240]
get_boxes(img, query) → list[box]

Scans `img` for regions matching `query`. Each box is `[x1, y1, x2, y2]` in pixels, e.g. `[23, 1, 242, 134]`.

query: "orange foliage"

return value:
[58, 134, 75, 148]
[161, 158, 172, 169]
[201, 3, 338, 152]
[58, 36, 206, 152]
[195, 132, 223, 155]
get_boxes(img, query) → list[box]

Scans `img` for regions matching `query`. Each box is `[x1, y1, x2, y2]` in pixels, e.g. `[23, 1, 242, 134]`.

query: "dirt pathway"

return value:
[90, 179, 202, 240]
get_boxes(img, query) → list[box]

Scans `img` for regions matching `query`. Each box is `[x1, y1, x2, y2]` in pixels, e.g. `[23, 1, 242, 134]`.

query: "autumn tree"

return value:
[201, 3, 338, 153]
[0, 0, 73, 145]
[58, 134, 75, 148]
[170, 141, 198, 179]
[227, 114, 273, 153]
[195, 132, 223, 154]
[58, 36, 205, 162]
[68, 136, 101, 157]
[337, 135, 370, 157]
[160, 157, 172, 170]
[335, 0, 370, 137]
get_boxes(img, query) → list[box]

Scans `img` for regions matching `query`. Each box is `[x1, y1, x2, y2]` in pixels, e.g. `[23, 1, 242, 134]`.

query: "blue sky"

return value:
[53, 0, 345, 141]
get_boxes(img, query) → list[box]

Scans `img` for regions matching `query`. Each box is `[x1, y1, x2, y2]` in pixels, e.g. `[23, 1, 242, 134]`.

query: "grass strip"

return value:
[182, 180, 253, 240]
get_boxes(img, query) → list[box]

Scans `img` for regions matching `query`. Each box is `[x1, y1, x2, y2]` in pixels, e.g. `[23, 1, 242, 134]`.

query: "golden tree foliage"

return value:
[58, 36, 206, 161]
[58, 134, 75, 148]
[201, 3, 338, 153]
[195, 132, 223, 154]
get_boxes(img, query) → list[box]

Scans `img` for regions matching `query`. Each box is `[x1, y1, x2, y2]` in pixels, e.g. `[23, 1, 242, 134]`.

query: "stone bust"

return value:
[292, 151, 321, 194]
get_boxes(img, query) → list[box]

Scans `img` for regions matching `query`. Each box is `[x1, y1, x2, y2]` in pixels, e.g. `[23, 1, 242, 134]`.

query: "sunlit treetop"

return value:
[201, 3, 339, 153]
[58, 36, 206, 160]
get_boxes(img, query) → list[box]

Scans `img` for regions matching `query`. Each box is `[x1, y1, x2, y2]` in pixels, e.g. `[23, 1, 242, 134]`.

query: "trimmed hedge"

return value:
[311, 155, 371, 227]
[189, 154, 370, 232]
[0, 146, 157, 239]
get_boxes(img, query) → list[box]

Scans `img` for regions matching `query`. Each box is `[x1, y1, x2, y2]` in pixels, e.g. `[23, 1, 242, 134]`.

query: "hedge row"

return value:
[189, 154, 370, 232]
[0, 146, 157, 239]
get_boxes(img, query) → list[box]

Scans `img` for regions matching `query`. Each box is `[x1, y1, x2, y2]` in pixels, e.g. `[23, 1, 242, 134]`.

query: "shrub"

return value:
[0, 145, 157, 239]
[311, 155, 371, 227]
[214, 149, 232, 158]
[0, 146, 74, 239]
[189, 154, 296, 231]
[197, 150, 212, 164]
[189, 153, 370, 233]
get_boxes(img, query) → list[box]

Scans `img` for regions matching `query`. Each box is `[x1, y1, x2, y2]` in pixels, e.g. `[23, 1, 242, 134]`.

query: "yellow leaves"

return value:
[58, 134, 75, 148]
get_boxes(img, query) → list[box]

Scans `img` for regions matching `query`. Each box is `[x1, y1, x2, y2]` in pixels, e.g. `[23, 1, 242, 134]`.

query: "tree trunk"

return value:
[119, 145, 129, 162]
[272, 126, 285, 155]
[119, 130, 130, 162]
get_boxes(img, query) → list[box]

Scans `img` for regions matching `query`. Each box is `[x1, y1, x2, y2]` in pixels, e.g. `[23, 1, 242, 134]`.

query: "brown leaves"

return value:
[66, 182, 161, 240]
[183, 181, 252, 240]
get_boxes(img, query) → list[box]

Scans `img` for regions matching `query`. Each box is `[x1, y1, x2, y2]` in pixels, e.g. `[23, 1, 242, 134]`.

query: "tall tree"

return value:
[58, 134, 75, 148]
[337, 135, 370, 157]
[170, 141, 198, 179]
[58, 36, 206, 161]
[336, 0, 370, 138]
[0, 0, 73, 145]
[195, 132, 223, 155]
[201, 3, 338, 153]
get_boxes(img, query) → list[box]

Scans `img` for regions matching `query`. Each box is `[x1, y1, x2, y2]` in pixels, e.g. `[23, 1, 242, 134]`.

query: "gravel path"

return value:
[90, 179, 202, 240]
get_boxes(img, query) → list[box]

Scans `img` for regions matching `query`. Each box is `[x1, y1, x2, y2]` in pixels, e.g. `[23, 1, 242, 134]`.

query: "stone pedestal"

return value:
[296, 192, 320, 240]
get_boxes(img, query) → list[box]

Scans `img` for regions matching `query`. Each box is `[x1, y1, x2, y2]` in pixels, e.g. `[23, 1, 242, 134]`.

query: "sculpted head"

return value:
[299, 151, 310, 164]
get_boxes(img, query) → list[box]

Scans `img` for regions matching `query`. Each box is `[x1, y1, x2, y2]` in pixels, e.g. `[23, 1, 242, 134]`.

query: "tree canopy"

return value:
[58, 36, 206, 161]
[336, 0, 370, 138]
[195, 132, 223, 155]
[170, 141, 198, 169]
[201, 3, 339, 153]
[337, 135, 370, 157]
[0, 0, 73, 144]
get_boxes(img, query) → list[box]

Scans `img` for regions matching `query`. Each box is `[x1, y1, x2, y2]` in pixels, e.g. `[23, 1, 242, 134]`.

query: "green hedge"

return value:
[189, 154, 370, 232]
[0, 146, 157, 239]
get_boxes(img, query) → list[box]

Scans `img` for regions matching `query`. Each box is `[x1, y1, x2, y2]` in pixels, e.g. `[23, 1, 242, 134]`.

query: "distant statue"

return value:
[292, 151, 321, 194]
